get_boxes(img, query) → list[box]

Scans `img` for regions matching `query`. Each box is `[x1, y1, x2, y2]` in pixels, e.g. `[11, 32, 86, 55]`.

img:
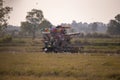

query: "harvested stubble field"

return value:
[0, 38, 120, 80]
[0, 53, 120, 80]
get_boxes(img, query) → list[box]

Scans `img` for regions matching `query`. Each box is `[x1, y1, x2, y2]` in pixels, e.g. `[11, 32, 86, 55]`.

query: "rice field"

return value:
[0, 53, 120, 80]
[0, 37, 120, 80]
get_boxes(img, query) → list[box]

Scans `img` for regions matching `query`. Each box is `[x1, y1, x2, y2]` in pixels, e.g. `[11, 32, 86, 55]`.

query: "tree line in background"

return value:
[0, 0, 120, 40]
[20, 12, 120, 39]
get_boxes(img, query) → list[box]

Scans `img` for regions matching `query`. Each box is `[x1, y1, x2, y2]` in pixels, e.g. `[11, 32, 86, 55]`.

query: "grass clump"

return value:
[0, 35, 12, 43]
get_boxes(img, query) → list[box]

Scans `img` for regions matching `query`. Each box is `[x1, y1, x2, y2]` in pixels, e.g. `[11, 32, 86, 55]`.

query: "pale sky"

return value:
[4, 0, 120, 26]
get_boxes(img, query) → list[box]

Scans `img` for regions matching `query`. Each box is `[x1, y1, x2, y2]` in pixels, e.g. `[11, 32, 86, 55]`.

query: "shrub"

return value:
[0, 35, 12, 43]
[85, 33, 111, 38]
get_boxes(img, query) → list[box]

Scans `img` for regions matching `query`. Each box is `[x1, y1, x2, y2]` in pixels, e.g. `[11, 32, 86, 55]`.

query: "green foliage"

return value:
[21, 21, 33, 35]
[0, 35, 12, 43]
[21, 9, 52, 39]
[91, 22, 98, 33]
[26, 9, 44, 24]
[115, 14, 120, 22]
[39, 19, 52, 30]
[22, 9, 44, 39]
[0, 0, 12, 34]
[85, 32, 110, 38]
[107, 14, 120, 35]
[21, 19, 52, 38]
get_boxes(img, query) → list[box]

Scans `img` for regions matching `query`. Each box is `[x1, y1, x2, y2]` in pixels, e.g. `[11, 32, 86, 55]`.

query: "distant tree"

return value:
[91, 22, 98, 33]
[107, 14, 120, 35]
[70, 28, 76, 33]
[115, 14, 120, 22]
[21, 21, 33, 36]
[0, 0, 12, 36]
[39, 19, 52, 30]
[25, 9, 44, 39]
[21, 9, 52, 38]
